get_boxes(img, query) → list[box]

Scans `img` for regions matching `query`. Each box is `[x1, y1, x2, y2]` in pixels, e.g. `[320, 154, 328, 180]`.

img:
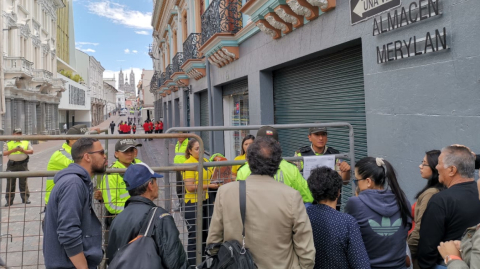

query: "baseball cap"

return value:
[67, 124, 89, 135]
[309, 126, 327, 135]
[124, 163, 163, 190]
[13, 128, 22, 134]
[115, 139, 142, 152]
[257, 126, 279, 142]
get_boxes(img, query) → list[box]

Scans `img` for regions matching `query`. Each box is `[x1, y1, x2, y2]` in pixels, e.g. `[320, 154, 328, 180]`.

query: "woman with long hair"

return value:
[345, 157, 412, 269]
[183, 138, 219, 266]
[407, 150, 444, 267]
[231, 135, 255, 177]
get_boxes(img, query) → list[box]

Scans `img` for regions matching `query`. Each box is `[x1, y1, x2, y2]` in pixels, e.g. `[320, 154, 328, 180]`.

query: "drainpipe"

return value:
[206, 60, 213, 154]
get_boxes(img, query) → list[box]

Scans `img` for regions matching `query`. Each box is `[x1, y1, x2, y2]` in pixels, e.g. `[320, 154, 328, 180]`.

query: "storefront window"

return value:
[223, 94, 249, 160]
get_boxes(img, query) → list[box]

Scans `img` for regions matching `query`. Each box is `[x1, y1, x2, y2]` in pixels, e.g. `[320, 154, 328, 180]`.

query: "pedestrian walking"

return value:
[106, 163, 188, 268]
[45, 124, 89, 206]
[143, 121, 150, 141]
[43, 138, 106, 269]
[345, 157, 412, 269]
[2, 128, 33, 206]
[132, 124, 137, 134]
[154, 121, 160, 133]
[418, 145, 480, 269]
[159, 120, 164, 133]
[207, 137, 316, 269]
[110, 121, 115, 135]
[63, 123, 67, 134]
[118, 121, 124, 134]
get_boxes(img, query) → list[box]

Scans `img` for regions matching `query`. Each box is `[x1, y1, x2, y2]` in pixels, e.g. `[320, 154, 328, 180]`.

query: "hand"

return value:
[339, 161, 351, 172]
[208, 183, 220, 189]
[93, 190, 103, 201]
[438, 241, 461, 259]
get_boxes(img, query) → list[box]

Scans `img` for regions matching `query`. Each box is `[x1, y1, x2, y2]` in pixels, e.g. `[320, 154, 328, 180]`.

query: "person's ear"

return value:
[366, 178, 373, 188]
[449, 166, 457, 177]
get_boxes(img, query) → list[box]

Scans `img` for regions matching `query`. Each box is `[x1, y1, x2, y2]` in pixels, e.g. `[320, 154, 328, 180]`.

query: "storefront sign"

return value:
[351, 0, 401, 25]
[374, 0, 448, 64]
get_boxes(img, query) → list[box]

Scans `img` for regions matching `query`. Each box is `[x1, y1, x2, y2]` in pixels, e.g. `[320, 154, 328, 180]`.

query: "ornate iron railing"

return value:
[148, 44, 153, 57]
[159, 72, 167, 86]
[166, 64, 174, 79]
[183, 33, 202, 61]
[172, 52, 184, 73]
[201, 0, 243, 45]
[151, 71, 159, 92]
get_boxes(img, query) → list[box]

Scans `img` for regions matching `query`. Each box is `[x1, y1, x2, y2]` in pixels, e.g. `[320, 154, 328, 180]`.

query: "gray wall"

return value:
[166, 0, 480, 201]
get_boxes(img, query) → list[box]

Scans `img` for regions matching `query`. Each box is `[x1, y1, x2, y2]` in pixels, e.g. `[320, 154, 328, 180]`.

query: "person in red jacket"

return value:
[155, 121, 160, 134]
[132, 124, 137, 134]
[148, 120, 154, 141]
[159, 121, 164, 133]
[124, 123, 131, 134]
[143, 121, 150, 141]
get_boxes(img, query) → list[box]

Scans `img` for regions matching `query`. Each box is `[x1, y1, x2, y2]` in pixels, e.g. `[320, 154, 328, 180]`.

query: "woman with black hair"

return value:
[408, 150, 444, 265]
[345, 157, 412, 269]
[231, 135, 255, 177]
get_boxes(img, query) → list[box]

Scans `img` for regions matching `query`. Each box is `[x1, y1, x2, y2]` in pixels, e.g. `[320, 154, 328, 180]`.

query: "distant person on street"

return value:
[110, 121, 115, 135]
[159, 120, 164, 133]
[418, 145, 480, 269]
[46, 124, 89, 206]
[306, 166, 370, 269]
[236, 126, 313, 203]
[63, 123, 67, 134]
[118, 121, 123, 134]
[43, 138, 106, 269]
[106, 163, 188, 268]
[143, 120, 150, 141]
[3, 128, 33, 206]
[207, 136, 316, 269]
[132, 124, 137, 134]
[155, 121, 160, 133]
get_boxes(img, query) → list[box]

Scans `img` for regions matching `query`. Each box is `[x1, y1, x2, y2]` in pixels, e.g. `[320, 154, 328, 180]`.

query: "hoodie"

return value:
[43, 163, 103, 269]
[345, 189, 411, 269]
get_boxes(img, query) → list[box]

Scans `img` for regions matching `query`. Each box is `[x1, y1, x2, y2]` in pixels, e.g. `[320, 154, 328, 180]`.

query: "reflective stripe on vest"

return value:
[7, 141, 29, 155]
[59, 149, 73, 160]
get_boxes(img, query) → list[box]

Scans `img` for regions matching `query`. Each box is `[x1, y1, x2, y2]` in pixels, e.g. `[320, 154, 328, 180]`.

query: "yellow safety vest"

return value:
[7, 141, 29, 154]
[174, 138, 189, 164]
[45, 143, 73, 204]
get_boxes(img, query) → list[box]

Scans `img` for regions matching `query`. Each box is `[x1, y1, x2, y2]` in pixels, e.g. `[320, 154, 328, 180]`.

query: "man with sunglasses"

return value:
[99, 139, 143, 232]
[43, 138, 107, 269]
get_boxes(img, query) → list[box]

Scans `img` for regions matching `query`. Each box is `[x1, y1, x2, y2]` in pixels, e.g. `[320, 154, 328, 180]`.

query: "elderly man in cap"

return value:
[99, 139, 143, 232]
[295, 125, 351, 182]
[45, 124, 91, 206]
[236, 126, 313, 203]
[2, 128, 34, 206]
[106, 163, 188, 268]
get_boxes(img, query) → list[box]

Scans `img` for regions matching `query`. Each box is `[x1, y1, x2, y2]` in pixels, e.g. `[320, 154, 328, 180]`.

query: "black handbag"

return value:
[197, 180, 257, 269]
[108, 207, 164, 269]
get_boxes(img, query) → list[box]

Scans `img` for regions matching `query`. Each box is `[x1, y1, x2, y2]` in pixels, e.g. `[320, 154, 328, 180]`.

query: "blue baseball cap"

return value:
[124, 163, 164, 191]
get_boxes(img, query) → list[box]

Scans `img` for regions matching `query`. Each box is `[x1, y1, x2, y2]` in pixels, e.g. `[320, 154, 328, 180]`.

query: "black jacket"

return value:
[296, 145, 340, 156]
[106, 196, 188, 269]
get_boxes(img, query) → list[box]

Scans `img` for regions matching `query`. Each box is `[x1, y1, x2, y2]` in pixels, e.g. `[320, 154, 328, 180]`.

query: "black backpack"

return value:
[108, 207, 164, 269]
[197, 180, 257, 269]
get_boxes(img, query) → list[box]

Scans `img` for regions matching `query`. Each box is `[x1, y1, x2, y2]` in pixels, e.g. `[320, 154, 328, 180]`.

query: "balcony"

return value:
[172, 52, 184, 73]
[33, 69, 53, 82]
[150, 71, 159, 93]
[181, 33, 207, 81]
[148, 44, 153, 57]
[201, 0, 243, 46]
[166, 64, 174, 79]
[183, 33, 202, 61]
[159, 72, 167, 87]
[3, 57, 34, 79]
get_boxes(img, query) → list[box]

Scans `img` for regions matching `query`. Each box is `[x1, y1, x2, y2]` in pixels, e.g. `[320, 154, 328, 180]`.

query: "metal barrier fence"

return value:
[164, 122, 356, 266]
[0, 132, 205, 268]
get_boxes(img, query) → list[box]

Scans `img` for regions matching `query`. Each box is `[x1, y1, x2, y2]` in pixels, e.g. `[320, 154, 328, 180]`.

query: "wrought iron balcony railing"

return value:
[183, 33, 202, 61]
[172, 52, 184, 73]
[151, 71, 159, 92]
[201, 0, 243, 45]
[148, 44, 153, 57]
[166, 64, 174, 79]
[159, 72, 167, 86]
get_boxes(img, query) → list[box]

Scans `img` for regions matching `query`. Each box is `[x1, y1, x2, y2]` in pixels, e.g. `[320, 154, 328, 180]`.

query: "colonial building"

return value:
[103, 80, 118, 116]
[151, 0, 480, 203]
[2, 0, 67, 135]
[137, 69, 154, 121]
[118, 68, 136, 105]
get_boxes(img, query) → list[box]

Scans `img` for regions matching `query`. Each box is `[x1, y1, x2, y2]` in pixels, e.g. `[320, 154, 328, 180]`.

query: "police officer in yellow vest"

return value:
[174, 135, 189, 200]
[2, 128, 34, 206]
[45, 124, 89, 205]
[100, 139, 143, 228]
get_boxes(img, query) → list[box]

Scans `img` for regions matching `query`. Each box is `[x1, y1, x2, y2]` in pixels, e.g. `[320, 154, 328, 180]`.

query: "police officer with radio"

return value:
[3, 128, 34, 206]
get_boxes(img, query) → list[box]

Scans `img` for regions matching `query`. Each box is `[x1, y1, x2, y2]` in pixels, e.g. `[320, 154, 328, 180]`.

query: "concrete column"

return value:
[32, 102, 38, 135]
[4, 98, 12, 135]
[25, 101, 34, 135]
[212, 85, 224, 154]
[248, 71, 274, 126]
[14, 99, 26, 132]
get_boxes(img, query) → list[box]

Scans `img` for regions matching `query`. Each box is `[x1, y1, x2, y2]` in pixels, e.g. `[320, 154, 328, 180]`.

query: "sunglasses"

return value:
[87, 149, 105, 156]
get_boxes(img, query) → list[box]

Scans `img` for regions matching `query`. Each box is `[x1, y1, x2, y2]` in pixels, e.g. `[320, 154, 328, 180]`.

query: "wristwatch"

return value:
[444, 255, 462, 265]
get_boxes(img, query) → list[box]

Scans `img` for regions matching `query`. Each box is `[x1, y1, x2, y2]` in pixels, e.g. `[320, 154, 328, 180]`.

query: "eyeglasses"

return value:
[87, 150, 105, 156]
[420, 162, 429, 167]
[353, 177, 366, 183]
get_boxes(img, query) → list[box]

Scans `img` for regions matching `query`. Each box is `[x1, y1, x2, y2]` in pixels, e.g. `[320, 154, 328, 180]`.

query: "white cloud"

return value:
[81, 48, 96, 53]
[124, 49, 130, 54]
[103, 68, 145, 90]
[75, 42, 99, 46]
[87, 1, 152, 30]
[135, 31, 149, 35]
[132, 50, 138, 54]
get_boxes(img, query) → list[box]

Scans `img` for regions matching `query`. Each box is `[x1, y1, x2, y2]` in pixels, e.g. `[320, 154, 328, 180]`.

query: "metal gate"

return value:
[199, 90, 209, 152]
[273, 45, 367, 161]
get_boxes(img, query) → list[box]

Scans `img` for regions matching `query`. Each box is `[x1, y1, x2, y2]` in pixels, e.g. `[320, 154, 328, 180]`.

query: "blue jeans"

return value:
[434, 265, 447, 269]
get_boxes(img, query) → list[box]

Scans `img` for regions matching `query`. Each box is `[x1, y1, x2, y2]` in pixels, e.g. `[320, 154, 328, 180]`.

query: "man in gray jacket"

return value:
[43, 138, 107, 269]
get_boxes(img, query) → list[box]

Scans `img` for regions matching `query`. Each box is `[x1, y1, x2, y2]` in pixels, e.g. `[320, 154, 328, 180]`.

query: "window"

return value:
[182, 12, 188, 42]
[173, 30, 178, 55]
[69, 85, 86, 106]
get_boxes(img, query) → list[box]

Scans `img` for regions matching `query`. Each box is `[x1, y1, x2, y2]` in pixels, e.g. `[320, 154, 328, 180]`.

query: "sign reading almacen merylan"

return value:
[374, 0, 448, 64]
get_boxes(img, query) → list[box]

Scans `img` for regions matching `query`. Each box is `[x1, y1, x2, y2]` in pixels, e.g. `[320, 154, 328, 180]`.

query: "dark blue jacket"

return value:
[43, 163, 102, 269]
[345, 189, 411, 269]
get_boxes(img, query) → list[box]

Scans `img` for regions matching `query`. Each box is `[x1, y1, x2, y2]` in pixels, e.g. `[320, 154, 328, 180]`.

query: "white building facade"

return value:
[58, 73, 90, 127]
[2, 0, 66, 135]
[103, 81, 117, 117]
[88, 56, 105, 125]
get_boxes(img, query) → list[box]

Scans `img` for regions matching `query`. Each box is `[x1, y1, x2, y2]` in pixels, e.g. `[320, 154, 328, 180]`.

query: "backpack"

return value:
[197, 180, 257, 269]
[108, 207, 164, 269]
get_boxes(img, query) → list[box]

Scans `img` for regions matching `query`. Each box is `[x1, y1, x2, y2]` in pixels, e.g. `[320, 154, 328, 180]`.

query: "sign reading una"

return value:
[351, 0, 401, 25]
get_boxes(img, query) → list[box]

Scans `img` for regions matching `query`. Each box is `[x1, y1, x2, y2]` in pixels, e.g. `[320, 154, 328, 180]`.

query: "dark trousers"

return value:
[184, 201, 213, 267]
[159, 130, 163, 133]
[110, 128, 114, 134]
[5, 161, 30, 203]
